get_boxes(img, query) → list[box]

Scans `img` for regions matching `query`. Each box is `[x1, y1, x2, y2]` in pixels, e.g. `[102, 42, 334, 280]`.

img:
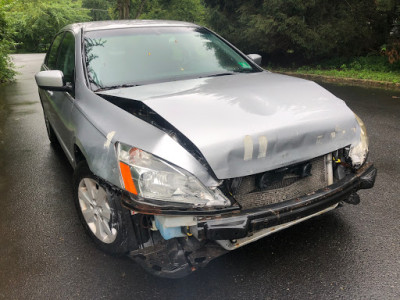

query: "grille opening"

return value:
[229, 155, 329, 210]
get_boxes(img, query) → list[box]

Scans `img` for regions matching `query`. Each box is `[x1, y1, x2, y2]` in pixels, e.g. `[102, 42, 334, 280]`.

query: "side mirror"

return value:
[247, 54, 262, 66]
[35, 70, 72, 92]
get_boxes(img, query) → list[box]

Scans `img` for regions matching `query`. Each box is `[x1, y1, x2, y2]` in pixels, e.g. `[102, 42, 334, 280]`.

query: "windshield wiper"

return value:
[198, 72, 236, 79]
[209, 72, 236, 77]
[235, 69, 256, 73]
[95, 83, 140, 92]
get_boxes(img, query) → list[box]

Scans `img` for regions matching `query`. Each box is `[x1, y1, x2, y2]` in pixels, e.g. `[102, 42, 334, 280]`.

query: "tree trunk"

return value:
[118, 0, 130, 19]
[135, 0, 147, 19]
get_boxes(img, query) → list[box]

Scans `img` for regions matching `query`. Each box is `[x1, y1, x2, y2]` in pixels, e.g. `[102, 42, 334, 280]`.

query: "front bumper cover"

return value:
[197, 163, 376, 241]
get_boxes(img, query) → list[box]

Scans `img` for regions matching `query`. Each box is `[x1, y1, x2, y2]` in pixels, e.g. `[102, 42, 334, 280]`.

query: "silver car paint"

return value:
[39, 20, 361, 189]
[74, 85, 218, 187]
[39, 24, 218, 189]
[99, 72, 360, 179]
[39, 80, 76, 164]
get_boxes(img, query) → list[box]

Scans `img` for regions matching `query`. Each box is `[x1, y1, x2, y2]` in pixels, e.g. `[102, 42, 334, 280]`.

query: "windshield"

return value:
[83, 27, 260, 91]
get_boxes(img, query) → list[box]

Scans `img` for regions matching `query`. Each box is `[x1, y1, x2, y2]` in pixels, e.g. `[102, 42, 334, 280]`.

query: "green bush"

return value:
[0, 45, 15, 84]
[318, 56, 398, 72]
[5, 0, 91, 53]
[0, 6, 15, 83]
[286, 55, 400, 83]
[204, 0, 396, 66]
[139, 0, 206, 24]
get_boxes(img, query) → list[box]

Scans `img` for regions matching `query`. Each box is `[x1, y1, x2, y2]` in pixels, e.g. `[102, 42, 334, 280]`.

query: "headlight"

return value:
[349, 114, 369, 168]
[116, 143, 230, 208]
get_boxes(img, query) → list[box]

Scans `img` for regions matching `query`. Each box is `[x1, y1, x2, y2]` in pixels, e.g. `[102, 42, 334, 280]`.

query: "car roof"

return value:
[63, 20, 199, 34]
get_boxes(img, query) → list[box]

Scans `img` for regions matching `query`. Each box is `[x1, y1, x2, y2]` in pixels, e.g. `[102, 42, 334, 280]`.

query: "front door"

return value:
[41, 31, 76, 162]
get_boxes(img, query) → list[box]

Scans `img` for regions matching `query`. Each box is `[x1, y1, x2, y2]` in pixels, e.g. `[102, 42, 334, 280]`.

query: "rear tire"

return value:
[73, 162, 131, 255]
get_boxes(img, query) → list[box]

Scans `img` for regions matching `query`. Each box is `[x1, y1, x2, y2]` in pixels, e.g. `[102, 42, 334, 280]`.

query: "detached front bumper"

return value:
[197, 163, 377, 243]
[126, 163, 376, 278]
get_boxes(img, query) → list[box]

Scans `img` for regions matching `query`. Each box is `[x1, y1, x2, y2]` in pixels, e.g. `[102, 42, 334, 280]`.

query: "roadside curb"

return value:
[274, 71, 400, 90]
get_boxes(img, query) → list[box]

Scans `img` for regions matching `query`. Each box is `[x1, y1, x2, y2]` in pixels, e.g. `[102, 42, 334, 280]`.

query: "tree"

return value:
[139, 0, 205, 24]
[204, 0, 397, 65]
[5, 0, 91, 52]
[110, 0, 205, 23]
[82, 0, 113, 21]
[117, 0, 130, 19]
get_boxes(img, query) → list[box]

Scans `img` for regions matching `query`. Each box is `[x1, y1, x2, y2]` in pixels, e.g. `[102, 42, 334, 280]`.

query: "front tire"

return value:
[73, 162, 131, 255]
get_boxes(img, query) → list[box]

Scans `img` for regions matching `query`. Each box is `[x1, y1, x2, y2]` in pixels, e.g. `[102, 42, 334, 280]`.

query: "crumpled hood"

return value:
[99, 72, 360, 179]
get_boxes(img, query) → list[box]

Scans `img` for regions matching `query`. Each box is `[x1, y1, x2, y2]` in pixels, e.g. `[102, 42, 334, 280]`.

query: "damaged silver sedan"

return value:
[35, 20, 377, 278]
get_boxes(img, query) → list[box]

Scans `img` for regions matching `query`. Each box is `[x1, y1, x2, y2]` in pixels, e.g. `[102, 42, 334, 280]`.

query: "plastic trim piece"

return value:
[199, 163, 377, 240]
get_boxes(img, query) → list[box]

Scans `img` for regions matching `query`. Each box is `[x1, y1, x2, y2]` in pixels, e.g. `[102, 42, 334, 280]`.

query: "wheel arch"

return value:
[72, 136, 121, 188]
[73, 143, 86, 166]
[73, 140, 88, 169]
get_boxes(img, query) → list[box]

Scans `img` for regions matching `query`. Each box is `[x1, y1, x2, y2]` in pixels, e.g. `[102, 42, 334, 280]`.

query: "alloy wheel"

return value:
[78, 178, 117, 243]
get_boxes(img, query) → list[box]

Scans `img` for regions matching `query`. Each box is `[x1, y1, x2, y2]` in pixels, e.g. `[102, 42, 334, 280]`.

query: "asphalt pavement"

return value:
[0, 54, 399, 299]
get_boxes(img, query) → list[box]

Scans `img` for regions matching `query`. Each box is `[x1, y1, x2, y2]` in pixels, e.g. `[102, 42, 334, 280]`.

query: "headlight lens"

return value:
[349, 114, 369, 168]
[116, 143, 230, 208]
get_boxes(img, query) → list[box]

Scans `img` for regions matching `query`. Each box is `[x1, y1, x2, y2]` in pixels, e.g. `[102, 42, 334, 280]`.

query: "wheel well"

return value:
[74, 145, 86, 165]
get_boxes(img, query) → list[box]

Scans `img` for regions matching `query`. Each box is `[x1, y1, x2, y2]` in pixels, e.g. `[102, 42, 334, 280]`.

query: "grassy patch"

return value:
[273, 56, 400, 84]
[292, 69, 400, 83]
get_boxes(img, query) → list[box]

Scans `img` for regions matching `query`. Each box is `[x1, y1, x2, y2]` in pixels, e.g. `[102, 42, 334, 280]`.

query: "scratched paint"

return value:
[104, 131, 116, 149]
